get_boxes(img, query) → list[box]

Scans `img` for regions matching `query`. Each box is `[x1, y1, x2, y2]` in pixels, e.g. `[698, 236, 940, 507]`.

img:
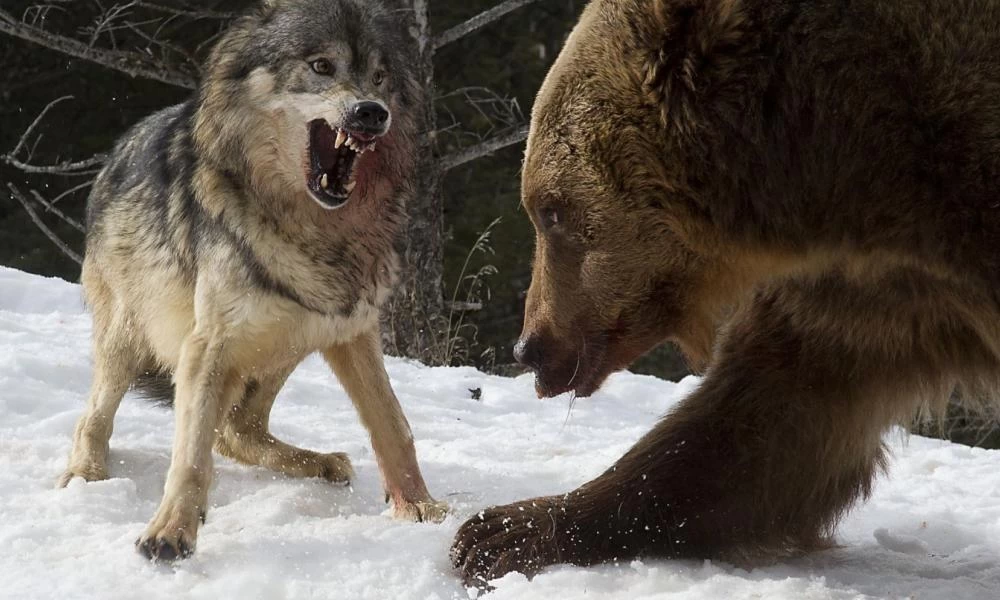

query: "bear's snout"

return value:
[513, 335, 544, 370]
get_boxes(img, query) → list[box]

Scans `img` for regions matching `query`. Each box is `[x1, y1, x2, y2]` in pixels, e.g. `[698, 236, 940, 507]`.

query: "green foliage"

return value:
[434, 1, 584, 370]
[422, 216, 502, 368]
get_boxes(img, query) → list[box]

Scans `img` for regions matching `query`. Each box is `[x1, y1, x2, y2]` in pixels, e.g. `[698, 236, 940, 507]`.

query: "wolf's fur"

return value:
[60, 0, 446, 561]
[453, 0, 1000, 584]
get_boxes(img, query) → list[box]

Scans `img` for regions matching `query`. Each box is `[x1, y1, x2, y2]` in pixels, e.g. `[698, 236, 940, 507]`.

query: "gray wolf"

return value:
[453, 0, 1000, 584]
[60, 0, 446, 561]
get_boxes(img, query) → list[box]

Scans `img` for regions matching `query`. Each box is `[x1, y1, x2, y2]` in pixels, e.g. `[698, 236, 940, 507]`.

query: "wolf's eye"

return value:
[372, 70, 385, 86]
[310, 58, 334, 75]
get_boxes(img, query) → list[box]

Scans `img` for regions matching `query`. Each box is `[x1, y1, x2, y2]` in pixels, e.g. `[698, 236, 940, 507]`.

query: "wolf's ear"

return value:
[643, 0, 748, 134]
[258, 0, 283, 13]
[256, 0, 287, 22]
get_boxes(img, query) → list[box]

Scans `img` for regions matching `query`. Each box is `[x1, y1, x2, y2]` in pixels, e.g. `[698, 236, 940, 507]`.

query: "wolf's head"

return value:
[195, 0, 417, 210]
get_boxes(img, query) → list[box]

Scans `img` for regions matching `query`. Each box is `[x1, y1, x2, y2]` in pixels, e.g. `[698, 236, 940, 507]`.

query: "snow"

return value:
[1, 265, 999, 600]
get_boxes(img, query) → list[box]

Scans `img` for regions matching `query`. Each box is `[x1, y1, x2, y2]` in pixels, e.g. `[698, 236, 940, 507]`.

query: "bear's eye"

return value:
[372, 70, 385, 86]
[539, 205, 561, 230]
[309, 58, 334, 76]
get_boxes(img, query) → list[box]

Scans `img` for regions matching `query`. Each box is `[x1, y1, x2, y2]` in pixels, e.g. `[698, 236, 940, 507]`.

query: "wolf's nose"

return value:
[352, 101, 389, 131]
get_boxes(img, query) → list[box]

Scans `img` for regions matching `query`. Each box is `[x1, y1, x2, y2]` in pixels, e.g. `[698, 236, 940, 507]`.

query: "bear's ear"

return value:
[643, 0, 748, 135]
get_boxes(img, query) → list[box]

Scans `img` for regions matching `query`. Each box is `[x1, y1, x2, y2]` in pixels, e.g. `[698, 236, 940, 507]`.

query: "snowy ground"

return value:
[1, 265, 999, 600]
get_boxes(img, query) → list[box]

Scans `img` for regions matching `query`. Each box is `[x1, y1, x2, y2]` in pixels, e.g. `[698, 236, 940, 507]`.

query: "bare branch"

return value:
[123, 18, 197, 68]
[3, 153, 107, 175]
[8, 184, 83, 264]
[10, 95, 73, 158]
[446, 300, 483, 311]
[434, 0, 541, 50]
[133, 2, 234, 20]
[30, 189, 85, 233]
[439, 125, 528, 172]
[84, 2, 137, 48]
[437, 86, 524, 137]
[50, 180, 94, 206]
[0, 7, 197, 88]
[24, 4, 69, 28]
[4, 95, 108, 176]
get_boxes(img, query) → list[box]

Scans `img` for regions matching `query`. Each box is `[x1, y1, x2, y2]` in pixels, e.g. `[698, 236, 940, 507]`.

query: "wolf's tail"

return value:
[133, 370, 175, 407]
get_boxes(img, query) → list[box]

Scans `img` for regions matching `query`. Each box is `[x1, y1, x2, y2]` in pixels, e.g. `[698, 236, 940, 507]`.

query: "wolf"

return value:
[59, 0, 447, 561]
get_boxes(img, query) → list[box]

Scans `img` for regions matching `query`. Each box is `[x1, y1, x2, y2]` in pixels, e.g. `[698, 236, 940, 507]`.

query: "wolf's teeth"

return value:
[369, 142, 376, 152]
[345, 180, 356, 193]
[320, 173, 329, 189]
[335, 130, 347, 148]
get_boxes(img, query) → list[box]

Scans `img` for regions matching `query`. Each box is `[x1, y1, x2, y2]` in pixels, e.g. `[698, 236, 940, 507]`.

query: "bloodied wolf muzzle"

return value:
[59, 0, 447, 561]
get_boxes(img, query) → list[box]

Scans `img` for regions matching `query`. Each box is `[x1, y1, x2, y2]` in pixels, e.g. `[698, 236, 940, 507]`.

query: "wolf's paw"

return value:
[392, 497, 449, 523]
[57, 462, 109, 488]
[317, 451, 353, 485]
[135, 503, 202, 561]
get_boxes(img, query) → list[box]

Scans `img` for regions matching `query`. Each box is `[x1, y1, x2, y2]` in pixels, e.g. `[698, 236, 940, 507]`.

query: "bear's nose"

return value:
[513, 335, 543, 370]
[351, 101, 389, 132]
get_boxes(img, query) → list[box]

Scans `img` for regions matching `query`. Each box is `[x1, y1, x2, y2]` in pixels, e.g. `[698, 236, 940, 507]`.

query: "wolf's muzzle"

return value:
[348, 101, 389, 136]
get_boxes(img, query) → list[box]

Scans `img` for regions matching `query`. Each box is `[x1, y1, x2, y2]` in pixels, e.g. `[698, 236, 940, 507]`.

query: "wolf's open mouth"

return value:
[306, 119, 376, 209]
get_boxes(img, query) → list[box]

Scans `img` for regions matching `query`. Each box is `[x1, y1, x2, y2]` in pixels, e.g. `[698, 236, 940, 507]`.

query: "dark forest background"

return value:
[1, 0, 995, 447]
[0, 0, 686, 378]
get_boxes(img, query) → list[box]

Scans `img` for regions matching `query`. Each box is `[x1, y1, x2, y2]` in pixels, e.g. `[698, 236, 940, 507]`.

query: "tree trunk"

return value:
[382, 0, 447, 363]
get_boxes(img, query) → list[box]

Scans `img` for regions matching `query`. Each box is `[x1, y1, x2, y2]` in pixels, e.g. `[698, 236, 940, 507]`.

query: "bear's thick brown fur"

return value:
[452, 0, 1000, 585]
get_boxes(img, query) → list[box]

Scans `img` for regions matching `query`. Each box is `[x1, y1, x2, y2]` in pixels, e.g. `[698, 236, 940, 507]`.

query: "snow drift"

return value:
[1, 266, 998, 599]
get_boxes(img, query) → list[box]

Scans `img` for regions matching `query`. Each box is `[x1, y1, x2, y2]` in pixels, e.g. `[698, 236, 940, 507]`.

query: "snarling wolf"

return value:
[59, 0, 446, 561]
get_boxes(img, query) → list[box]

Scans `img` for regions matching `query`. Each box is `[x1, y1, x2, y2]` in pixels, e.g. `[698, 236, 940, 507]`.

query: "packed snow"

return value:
[1, 265, 999, 600]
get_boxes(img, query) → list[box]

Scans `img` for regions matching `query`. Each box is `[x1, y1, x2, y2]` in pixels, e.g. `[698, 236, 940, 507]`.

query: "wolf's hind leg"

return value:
[215, 363, 353, 483]
[59, 349, 137, 486]
[59, 278, 140, 487]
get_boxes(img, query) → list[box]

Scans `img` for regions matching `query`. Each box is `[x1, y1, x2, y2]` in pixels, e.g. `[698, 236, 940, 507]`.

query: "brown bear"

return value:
[451, 0, 1000, 585]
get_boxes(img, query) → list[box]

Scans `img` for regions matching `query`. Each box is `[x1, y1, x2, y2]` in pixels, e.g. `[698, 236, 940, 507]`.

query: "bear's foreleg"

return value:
[453, 269, 967, 584]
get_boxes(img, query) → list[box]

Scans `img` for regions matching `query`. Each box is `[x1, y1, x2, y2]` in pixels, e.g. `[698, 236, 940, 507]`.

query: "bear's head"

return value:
[516, 0, 759, 397]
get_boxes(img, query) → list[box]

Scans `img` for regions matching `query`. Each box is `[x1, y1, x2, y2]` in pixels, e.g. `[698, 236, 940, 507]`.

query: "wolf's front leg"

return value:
[323, 329, 447, 522]
[136, 328, 240, 560]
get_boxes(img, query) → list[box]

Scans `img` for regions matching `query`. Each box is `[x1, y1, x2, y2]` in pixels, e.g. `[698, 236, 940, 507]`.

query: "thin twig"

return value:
[5, 96, 107, 173]
[3, 153, 107, 175]
[24, 3, 69, 28]
[439, 125, 528, 172]
[446, 300, 483, 311]
[0, 7, 197, 88]
[134, 1, 234, 20]
[30, 189, 85, 232]
[124, 18, 196, 67]
[436, 86, 524, 141]
[10, 95, 73, 158]
[50, 179, 94, 205]
[85, 1, 137, 48]
[8, 184, 83, 264]
[434, 0, 541, 50]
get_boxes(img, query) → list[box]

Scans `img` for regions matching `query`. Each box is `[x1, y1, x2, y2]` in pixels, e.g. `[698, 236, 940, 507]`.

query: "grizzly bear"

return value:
[451, 0, 1000, 585]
